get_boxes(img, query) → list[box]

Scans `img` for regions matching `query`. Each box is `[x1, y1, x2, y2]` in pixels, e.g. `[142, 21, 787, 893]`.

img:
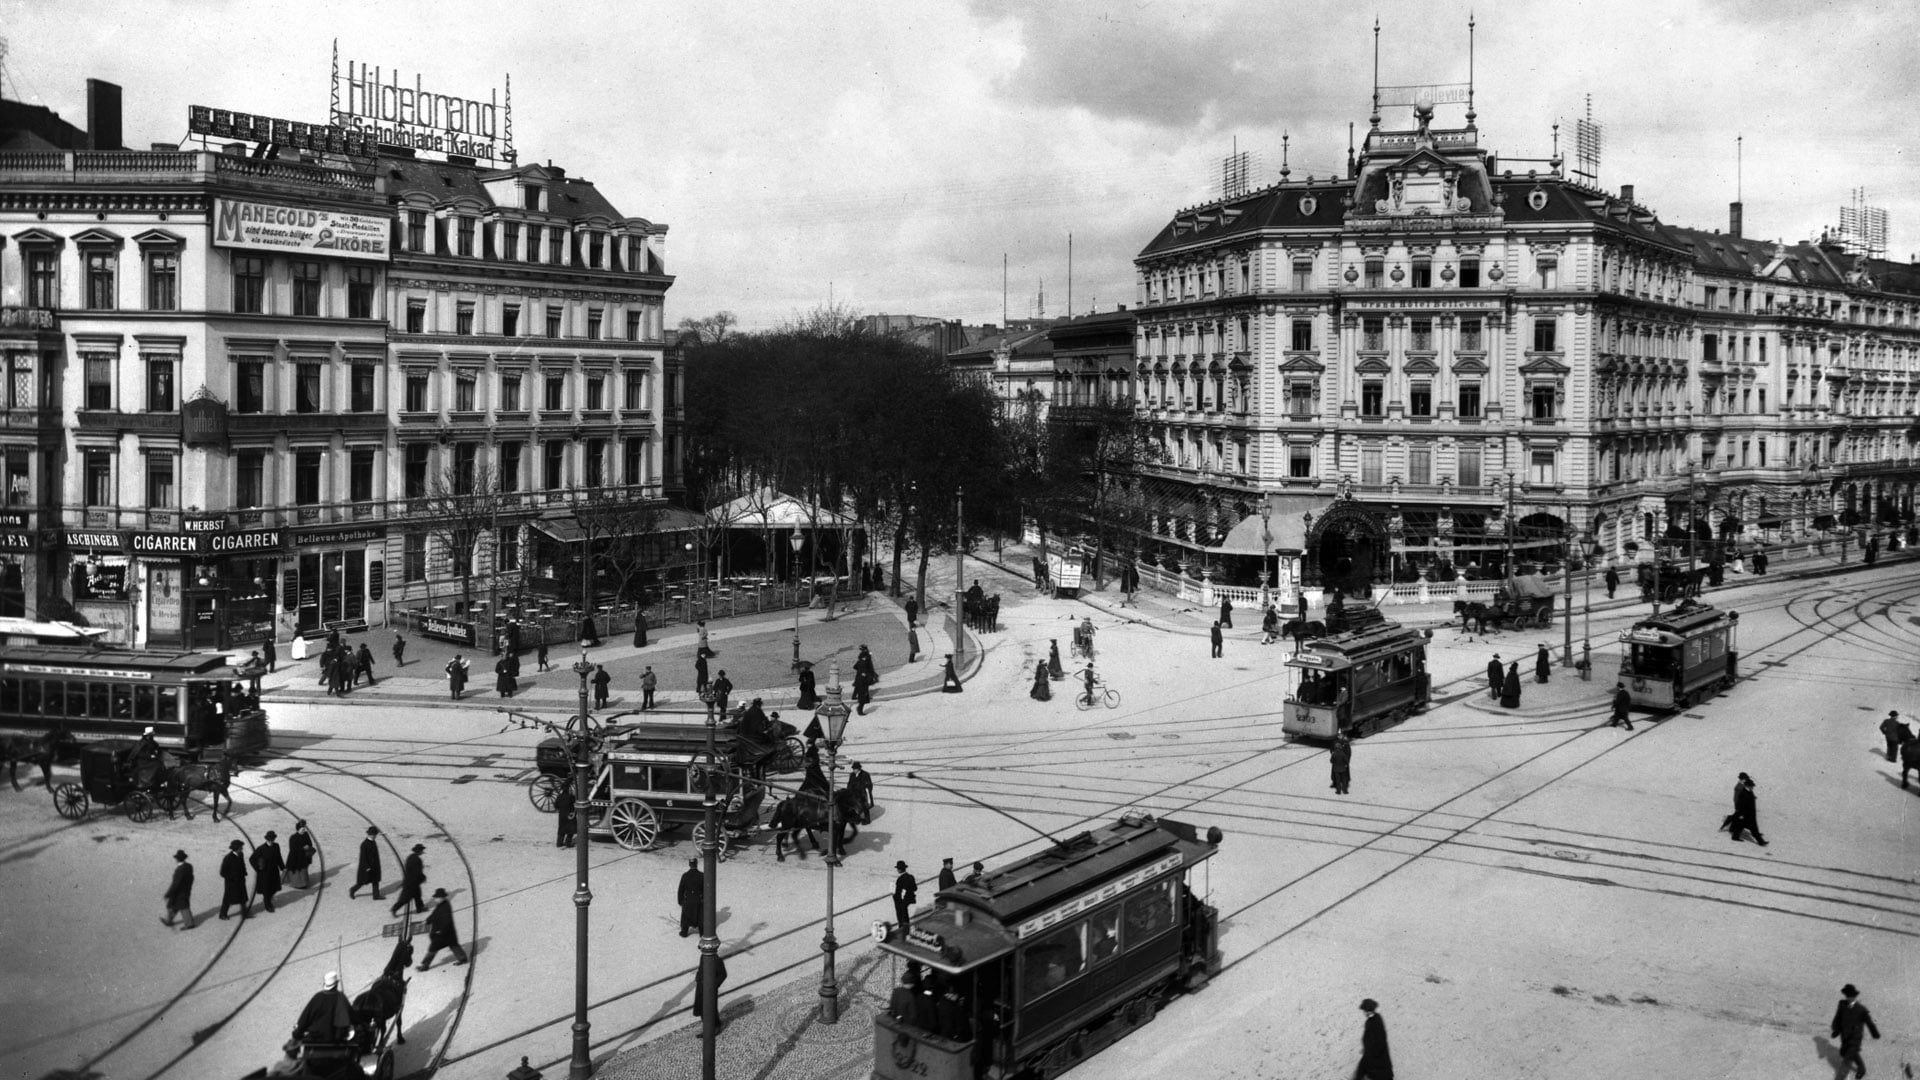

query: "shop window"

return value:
[350, 448, 375, 503]
[294, 450, 322, 504]
[232, 255, 265, 313]
[146, 452, 176, 509]
[1410, 382, 1432, 417]
[1289, 445, 1313, 478]
[456, 301, 475, 335]
[1459, 257, 1480, 288]
[236, 450, 265, 507]
[1459, 318, 1483, 351]
[291, 260, 322, 316]
[403, 532, 427, 582]
[350, 365, 377, 412]
[146, 357, 175, 412]
[403, 444, 430, 498]
[1532, 318, 1557, 352]
[296, 363, 322, 414]
[1458, 446, 1482, 488]
[85, 251, 117, 310]
[1410, 446, 1432, 485]
[27, 250, 59, 308]
[498, 441, 522, 492]
[347, 265, 375, 318]
[84, 354, 113, 410]
[5, 449, 30, 506]
[146, 250, 179, 311]
[587, 375, 605, 410]
[1361, 380, 1384, 417]
[543, 442, 565, 488]
[73, 555, 129, 601]
[502, 304, 521, 337]
[1530, 449, 1557, 486]
[500, 372, 523, 412]
[83, 449, 114, 506]
[1458, 381, 1482, 418]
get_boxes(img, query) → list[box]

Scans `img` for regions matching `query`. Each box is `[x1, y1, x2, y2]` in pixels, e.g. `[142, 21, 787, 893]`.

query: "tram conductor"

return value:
[893, 860, 918, 932]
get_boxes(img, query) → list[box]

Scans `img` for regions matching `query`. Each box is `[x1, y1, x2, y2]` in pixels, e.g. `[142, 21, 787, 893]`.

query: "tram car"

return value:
[1282, 620, 1432, 739]
[873, 811, 1221, 1080]
[1617, 599, 1738, 711]
[0, 644, 268, 757]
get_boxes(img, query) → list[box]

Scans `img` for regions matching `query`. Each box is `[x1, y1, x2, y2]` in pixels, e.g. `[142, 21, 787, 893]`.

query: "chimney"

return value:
[1619, 184, 1634, 206]
[86, 78, 123, 151]
[1729, 201, 1744, 239]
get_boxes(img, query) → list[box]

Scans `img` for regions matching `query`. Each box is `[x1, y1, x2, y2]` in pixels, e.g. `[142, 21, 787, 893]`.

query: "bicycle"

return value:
[1074, 672, 1121, 711]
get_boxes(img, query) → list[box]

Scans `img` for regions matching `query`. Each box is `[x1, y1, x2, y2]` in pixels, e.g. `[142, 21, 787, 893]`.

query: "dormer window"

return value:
[456, 216, 476, 257]
[588, 232, 605, 269]
[406, 211, 427, 252]
[523, 185, 543, 211]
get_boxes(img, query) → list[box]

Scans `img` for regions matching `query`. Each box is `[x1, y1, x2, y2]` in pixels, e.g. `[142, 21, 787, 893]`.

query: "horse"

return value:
[1900, 736, 1920, 790]
[770, 787, 864, 861]
[350, 933, 412, 1052]
[1452, 600, 1493, 635]
[1282, 618, 1327, 650]
[163, 757, 235, 820]
[0, 728, 74, 791]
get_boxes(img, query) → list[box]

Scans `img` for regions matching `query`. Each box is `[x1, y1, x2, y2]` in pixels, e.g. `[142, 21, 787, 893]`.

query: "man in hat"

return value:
[691, 943, 728, 1019]
[592, 664, 612, 709]
[847, 762, 874, 818]
[350, 826, 382, 900]
[446, 654, 470, 700]
[641, 665, 658, 711]
[1609, 682, 1635, 731]
[293, 971, 354, 1044]
[893, 860, 917, 931]
[1829, 983, 1880, 1079]
[133, 725, 162, 768]
[1487, 654, 1503, 700]
[418, 888, 467, 969]
[937, 857, 957, 890]
[391, 843, 428, 915]
[1727, 772, 1767, 846]
[162, 849, 195, 928]
[250, 830, 285, 913]
[1209, 620, 1224, 659]
[219, 839, 250, 919]
[1879, 710, 1910, 762]
[963, 861, 985, 887]
[555, 783, 577, 848]
[710, 670, 733, 717]
[678, 858, 703, 937]
[1354, 998, 1393, 1079]
[1534, 643, 1551, 684]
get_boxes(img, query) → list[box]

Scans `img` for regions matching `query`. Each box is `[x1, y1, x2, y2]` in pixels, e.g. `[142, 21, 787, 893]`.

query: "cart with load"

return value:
[529, 721, 773, 850]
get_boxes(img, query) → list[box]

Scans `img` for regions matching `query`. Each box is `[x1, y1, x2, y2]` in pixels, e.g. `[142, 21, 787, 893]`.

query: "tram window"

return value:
[0, 676, 17, 713]
[649, 765, 689, 793]
[66, 682, 87, 718]
[1124, 879, 1176, 944]
[1021, 923, 1087, 999]
[135, 685, 156, 722]
[22, 679, 41, 715]
[89, 683, 110, 719]
[158, 686, 180, 726]
[1388, 654, 1413, 682]
[613, 763, 648, 789]
[112, 684, 132, 719]
[1089, 907, 1122, 966]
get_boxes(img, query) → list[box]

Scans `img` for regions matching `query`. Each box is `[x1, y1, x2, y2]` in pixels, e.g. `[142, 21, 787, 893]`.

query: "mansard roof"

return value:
[383, 154, 627, 222]
[1137, 182, 1349, 257]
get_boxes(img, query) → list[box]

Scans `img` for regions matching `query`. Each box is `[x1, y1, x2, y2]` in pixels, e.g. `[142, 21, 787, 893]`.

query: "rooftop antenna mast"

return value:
[1571, 95, 1603, 185]
[1369, 18, 1381, 130]
[1280, 132, 1291, 181]
[1347, 121, 1356, 176]
[1736, 134, 1743, 202]
[1466, 13, 1477, 128]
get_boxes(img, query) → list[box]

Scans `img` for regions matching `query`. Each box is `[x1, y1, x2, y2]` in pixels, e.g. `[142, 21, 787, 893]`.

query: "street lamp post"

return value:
[698, 663, 721, 1079]
[815, 661, 853, 1022]
[1561, 532, 1575, 667]
[790, 531, 804, 671]
[1579, 532, 1600, 678]
[1259, 500, 1273, 609]
[568, 648, 596, 1080]
[952, 487, 965, 659]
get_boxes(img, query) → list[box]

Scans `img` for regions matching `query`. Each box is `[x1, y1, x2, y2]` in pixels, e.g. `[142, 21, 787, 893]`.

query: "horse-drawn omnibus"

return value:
[0, 644, 268, 757]
[1282, 621, 1433, 739]
[872, 811, 1221, 1080]
[1618, 600, 1739, 712]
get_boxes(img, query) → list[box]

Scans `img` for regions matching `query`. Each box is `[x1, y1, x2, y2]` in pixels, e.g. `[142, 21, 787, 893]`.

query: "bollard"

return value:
[506, 1056, 544, 1080]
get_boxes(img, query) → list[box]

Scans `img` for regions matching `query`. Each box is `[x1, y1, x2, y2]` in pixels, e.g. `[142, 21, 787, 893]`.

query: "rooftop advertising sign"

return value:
[212, 198, 390, 262]
[332, 45, 516, 165]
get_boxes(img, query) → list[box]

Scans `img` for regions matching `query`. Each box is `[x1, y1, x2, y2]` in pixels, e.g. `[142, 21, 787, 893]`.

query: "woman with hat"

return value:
[285, 821, 316, 889]
[250, 830, 286, 913]
[418, 888, 468, 969]
[219, 839, 250, 920]
[350, 826, 382, 901]
[162, 849, 194, 929]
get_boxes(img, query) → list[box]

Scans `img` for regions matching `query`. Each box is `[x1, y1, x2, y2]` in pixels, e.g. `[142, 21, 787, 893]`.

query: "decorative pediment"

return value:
[131, 228, 186, 248]
[1404, 357, 1440, 375]
[1450, 356, 1489, 375]
[1279, 355, 1325, 374]
[70, 228, 124, 248]
[1355, 357, 1391, 375]
[10, 227, 64, 248]
[1520, 355, 1572, 377]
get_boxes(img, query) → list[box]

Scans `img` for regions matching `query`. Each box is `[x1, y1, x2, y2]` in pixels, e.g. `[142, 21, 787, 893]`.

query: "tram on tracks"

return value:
[1618, 599, 1739, 712]
[872, 811, 1221, 1080]
[0, 644, 268, 757]
[1281, 620, 1432, 739]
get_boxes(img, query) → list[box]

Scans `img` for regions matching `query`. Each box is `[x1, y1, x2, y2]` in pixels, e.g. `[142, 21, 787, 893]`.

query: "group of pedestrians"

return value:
[316, 632, 377, 697]
[162, 820, 317, 927]
[347, 826, 467, 967]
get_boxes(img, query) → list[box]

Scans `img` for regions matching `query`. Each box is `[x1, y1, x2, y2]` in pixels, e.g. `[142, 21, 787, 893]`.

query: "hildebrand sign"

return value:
[213, 198, 390, 262]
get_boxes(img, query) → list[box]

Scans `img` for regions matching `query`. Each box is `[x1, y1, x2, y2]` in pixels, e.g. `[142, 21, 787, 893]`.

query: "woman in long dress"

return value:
[796, 666, 818, 709]
[285, 820, 316, 888]
[1030, 661, 1051, 701]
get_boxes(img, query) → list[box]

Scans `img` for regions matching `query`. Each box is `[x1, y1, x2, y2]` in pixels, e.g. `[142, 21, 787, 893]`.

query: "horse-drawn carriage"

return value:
[245, 937, 410, 1079]
[50, 740, 172, 822]
[1636, 560, 1707, 604]
[1453, 581, 1556, 633]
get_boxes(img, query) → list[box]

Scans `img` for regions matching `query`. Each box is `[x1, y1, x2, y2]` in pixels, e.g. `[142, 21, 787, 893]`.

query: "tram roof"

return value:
[882, 812, 1217, 974]
[1286, 622, 1430, 670]
[598, 721, 737, 754]
[0, 644, 238, 674]
[1629, 602, 1734, 636]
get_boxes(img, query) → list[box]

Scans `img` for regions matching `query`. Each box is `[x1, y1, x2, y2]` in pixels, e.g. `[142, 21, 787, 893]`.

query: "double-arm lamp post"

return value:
[815, 662, 853, 1022]
[791, 531, 805, 671]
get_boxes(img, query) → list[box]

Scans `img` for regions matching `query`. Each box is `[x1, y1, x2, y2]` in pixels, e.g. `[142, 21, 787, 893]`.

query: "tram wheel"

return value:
[126, 790, 156, 823]
[54, 782, 88, 820]
[528, 775, 565, 813]
[610, 798, 660, 850]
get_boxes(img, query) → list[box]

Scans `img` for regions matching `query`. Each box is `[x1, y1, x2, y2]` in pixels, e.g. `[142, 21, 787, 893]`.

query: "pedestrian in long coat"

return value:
[391, 844, 428, 915]
[1354, 999, 1393, 1079]
[694, 652, 710, 695]
[391, 632, 407, 667]
[677, 858, 703, 936]
[1218, 595, 1233, 628]
[1830, 984, 1880, 1079]
[355, 643, 377, 686]
[893, 860, 918, 929]
[941, 654, 962, 693]
[495, 657, 517, 699]
[848, 762, 874, 816]
[219, 839, 250, 919]
[318, 641, 335, 686]
[592, 665, 612, 708]
[446, 655, 469, 700]
[286, 820, 316, 887]
[163, 849, 195, 929]
[1500, 662, 1522, 708]
[418, 889, 468, 969]
[633, 609, 648, 648]
[1609, 683, 1635, 731]
[1048, 640, 1064, 679]
[1030, 660, 1051, 702]
[250, 830, 285, 912]
[1487, 654, 1503, 699]
[854, 645, 877, 686]
[263, 636, 277, 673]
[905, 597, 919, 626]
[1534, 643, 1551, 684]
[536, 640, 550, 672]
[1879, 710, 1908, 761]
[691, 950, 728, 1018]
[1329, 735, 1352, 795]
[555, 785, 576, 847]
[1728, 772, 1767, 845]
[710, 672, 733, 715]
[853, 670, 873, 715]
[1210, 621, 1224, 659]
[906, 623, 921, 663]
[794, 665, 817, 709]
[351, 825, 382, 900]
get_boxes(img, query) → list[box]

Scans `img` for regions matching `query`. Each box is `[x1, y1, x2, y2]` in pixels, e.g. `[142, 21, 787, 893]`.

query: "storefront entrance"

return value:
[294, 550, 366, 635]
[1304, 499, 1389, 597]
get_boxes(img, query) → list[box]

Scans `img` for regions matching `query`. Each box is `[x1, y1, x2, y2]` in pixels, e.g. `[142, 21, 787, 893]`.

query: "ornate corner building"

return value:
[0, 78, 681, 647]
[1127, 86, 1920, 597]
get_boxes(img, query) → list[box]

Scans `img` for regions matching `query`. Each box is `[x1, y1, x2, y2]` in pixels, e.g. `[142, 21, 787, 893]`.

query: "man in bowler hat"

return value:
[418, 888, 468, 969]
[893, 860, 918, 931]
[1727, 772, 1766, 845]
[1830, 983, 1880, 1079]
[391, 843, 428, 915]
[1487, 654, 1503, 699]
[163, 849, 195, 928]
[1354, 998, 1393, 1079]
[351, 825, 382, 900]
[1609, 682, 1635, 731]
[219, 839, 250, 920]
[678, 858, 703, 937]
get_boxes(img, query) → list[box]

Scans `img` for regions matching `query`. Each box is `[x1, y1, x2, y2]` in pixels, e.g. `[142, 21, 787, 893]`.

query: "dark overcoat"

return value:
[220, 849, 249, 905]
[164, 861, 194, 909]
[356, 837, 383, 887]
[250, 840, 285, 896]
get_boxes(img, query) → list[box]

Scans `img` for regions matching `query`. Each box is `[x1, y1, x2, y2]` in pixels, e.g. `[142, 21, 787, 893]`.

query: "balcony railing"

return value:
[56, 482, 668, 533]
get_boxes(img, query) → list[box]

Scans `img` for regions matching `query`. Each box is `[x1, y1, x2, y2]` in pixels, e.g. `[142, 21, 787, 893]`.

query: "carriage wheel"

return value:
[528, 775, 566, 813]
[154, 785, 182, 815]
[126, 790, 156, 823]
[53, 782, 88, 820]
[609, 799, 660, 850]
[770, 736, 805, 774]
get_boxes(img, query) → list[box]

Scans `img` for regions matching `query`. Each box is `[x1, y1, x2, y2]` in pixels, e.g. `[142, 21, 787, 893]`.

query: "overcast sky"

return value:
[6, 0, 1916, 330]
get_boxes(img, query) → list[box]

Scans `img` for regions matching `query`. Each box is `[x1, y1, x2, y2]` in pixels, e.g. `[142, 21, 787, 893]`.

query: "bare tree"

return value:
[419, 463, 504, 620]
[676, 311, 738, 344]
[571, 487, 665, 607]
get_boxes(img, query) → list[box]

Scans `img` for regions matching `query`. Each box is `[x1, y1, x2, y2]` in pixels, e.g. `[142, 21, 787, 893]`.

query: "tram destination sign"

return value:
[1014, 852, 1183, 938]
